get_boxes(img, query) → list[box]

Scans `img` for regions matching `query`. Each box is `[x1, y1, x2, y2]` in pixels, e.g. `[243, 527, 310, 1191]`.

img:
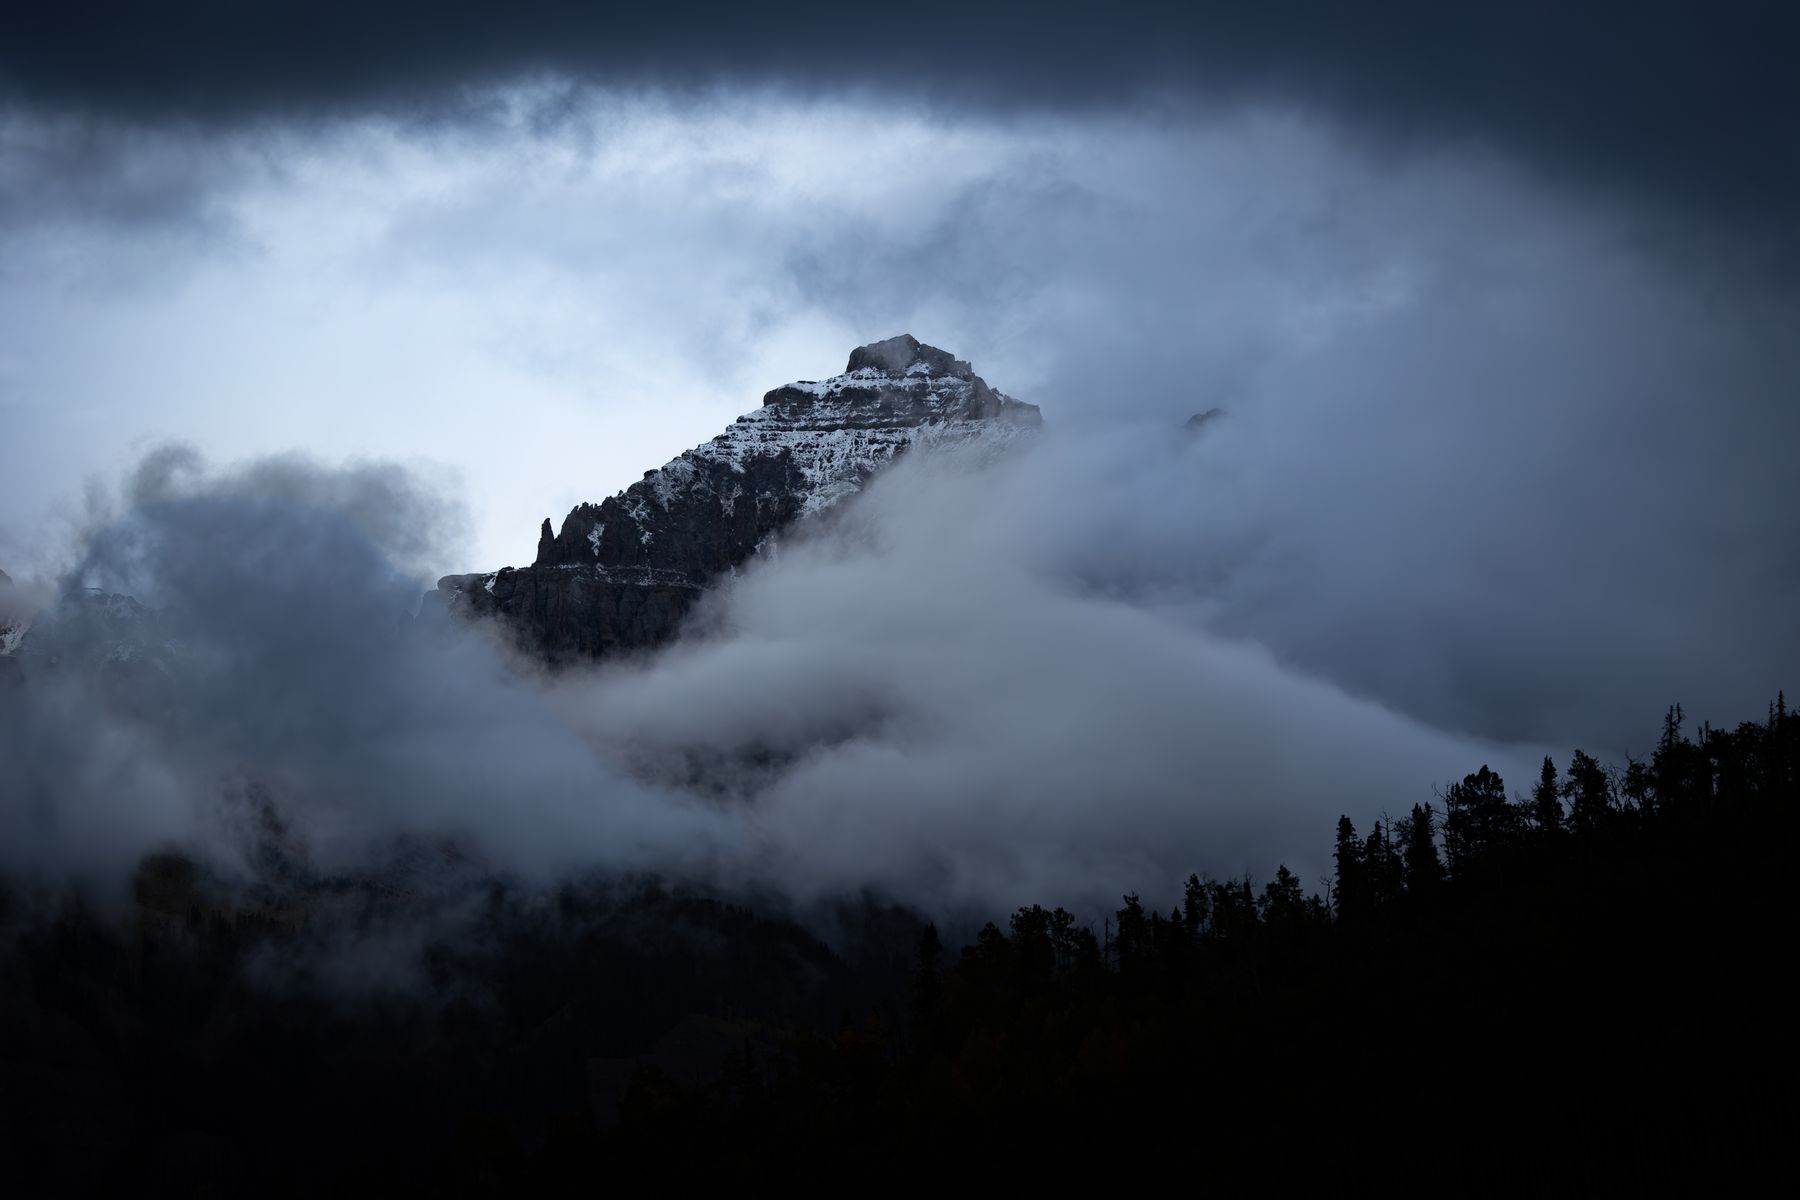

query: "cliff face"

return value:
[436, 335, 1040, 662]
[0, 583, 180, 713]
[0, 568, 19, 655]
[0, 568, 19, 691]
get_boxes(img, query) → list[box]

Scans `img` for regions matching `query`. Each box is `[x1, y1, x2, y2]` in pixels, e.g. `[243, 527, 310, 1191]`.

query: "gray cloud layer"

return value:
[553, 440, 1537, 911]
[0, 453, 729, 896]
[5, 256, 1794, 917]
[5, 2, 1797, 247]
[5, 96, 1795, 750]
[1, 443, 1533, 921]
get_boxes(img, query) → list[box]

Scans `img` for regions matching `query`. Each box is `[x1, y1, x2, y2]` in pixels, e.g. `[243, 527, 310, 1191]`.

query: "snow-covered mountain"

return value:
[434, 335, 1041, 661]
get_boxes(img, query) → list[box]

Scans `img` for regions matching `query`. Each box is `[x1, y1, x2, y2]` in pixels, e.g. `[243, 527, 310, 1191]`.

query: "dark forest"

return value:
[3, 696, 1791, 1190]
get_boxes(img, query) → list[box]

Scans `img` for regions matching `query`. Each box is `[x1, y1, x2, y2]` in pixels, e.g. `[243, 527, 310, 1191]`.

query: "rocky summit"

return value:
[434, 335, 1041, 662]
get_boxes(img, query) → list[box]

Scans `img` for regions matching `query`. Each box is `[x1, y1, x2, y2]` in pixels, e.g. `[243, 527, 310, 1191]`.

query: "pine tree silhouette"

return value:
[1532, 755, 1563, 833]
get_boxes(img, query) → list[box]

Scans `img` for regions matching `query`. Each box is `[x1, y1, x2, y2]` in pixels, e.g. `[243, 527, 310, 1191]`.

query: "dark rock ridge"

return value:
[1, 586, 179, 708]
[1185, 408, 1223, 434]
[437, 335, 1041, 662]
[0, 568, 17, 690]
[13, 589, 163, 668]
[0, 567, 29, 657]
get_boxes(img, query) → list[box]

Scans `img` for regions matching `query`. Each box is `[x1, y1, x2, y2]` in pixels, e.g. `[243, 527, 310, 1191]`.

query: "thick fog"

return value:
[1, 438, 1532, 918]
[0, 451, 729, 898]
[555, 435, 1541, 910]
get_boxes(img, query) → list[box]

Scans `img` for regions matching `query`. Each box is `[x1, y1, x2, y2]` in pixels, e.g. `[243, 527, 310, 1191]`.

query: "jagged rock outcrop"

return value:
[1185, 409, 1223, 435]
[0, 567, 17, 651]
[0, 568, 19, 690]
[9, 587, 166, 668]
[439, 335, 1040, 662]
[1, 585, 180, 712]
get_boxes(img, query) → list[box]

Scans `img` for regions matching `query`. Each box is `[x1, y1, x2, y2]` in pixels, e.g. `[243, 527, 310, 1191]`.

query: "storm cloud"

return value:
[5, 3, 1797, 247]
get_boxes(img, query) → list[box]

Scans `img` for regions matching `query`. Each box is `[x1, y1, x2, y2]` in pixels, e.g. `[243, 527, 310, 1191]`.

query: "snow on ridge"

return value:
[536, 352, 1042, 568]
[0, 620, 28, 656]
[628, 360, 1039, 521]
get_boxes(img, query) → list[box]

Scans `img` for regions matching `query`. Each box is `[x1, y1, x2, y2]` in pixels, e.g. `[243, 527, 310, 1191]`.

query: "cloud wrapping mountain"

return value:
[1, 423, 1537, 919]
[1, 6, 1795, 927]
[554, 428, 1536, 910]
[0, 453, 730, 896]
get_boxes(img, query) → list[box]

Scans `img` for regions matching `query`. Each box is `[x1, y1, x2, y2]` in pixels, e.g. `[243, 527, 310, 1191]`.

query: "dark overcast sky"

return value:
[6, 2, 1798, 248]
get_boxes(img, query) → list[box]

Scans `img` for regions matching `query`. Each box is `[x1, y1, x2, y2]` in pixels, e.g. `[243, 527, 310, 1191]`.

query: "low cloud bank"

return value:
[3, 438, 1537, 924]
[557, 434, 1537, 913]
[0, 451, 729, 900]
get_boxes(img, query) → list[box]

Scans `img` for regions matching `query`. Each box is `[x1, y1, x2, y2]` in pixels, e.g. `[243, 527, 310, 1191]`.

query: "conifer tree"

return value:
[1770, 693, 1791, 791]
[1182, 873, 1208, 940]
[1653, 703, 1688, 811]
[1259, 865, 1307, 933]
[1620, 755, 1654, 815]
[1334, 815, 1364, 921]
[1115, 894, 1148, 974]
[1532, 755, 1563, 833]
[1399, 802, 1444, 892]
[1048, 907, 1079, 974]
[1565, 750, 1614, 834]
[1363, 818, 1402, 911]
[1443, 765, 1513, 872]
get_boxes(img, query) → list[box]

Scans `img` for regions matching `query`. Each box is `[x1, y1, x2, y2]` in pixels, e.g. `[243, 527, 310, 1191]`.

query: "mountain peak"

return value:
[844, 334, 971, 379]
[440, 338, 1040, 662]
